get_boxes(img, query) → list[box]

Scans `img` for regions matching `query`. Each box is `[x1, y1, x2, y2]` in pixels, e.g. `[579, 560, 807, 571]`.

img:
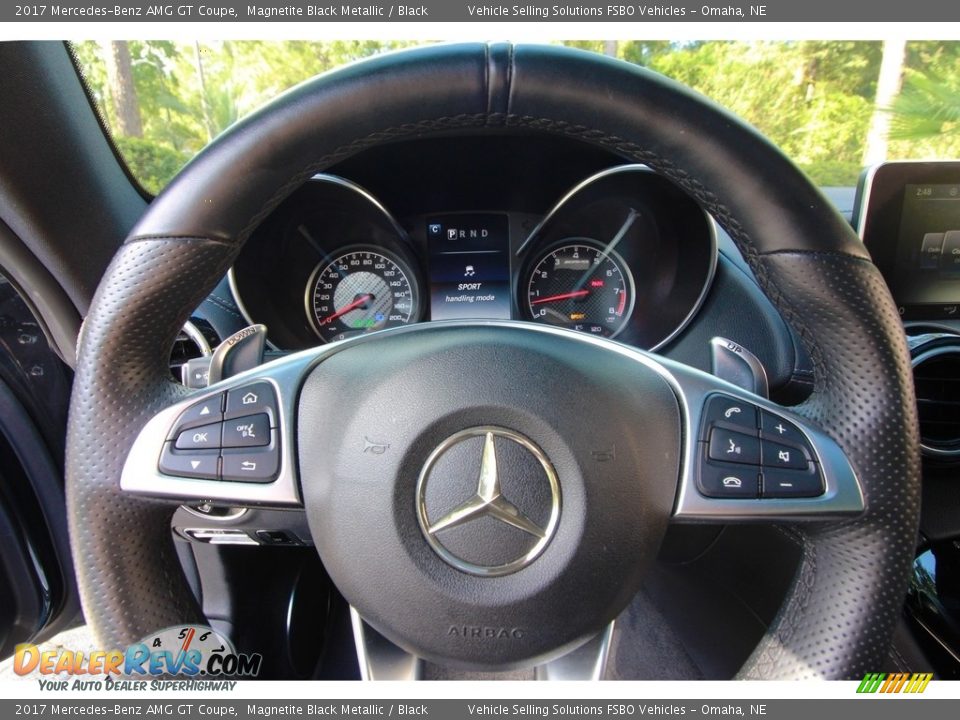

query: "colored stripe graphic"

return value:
[857, 672, 932, 694]
[857, 673, 885, 693]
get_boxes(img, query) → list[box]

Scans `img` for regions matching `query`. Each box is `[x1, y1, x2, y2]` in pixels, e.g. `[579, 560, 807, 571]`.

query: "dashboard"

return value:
[230, 139, 716, 353]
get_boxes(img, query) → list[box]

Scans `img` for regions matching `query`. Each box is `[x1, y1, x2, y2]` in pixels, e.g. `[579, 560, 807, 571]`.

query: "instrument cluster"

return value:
[230, 165, 717, 352]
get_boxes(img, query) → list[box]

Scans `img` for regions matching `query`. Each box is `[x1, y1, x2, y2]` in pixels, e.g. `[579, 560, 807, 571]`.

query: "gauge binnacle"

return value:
[526, 241, 634, 338]
[307, 248, 418, 343]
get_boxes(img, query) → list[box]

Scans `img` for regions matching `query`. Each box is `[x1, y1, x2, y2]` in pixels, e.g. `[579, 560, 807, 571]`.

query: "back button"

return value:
[221, 445, 279, 483]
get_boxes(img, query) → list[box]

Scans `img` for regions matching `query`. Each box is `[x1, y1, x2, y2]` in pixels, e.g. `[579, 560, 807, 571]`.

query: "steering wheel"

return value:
[66, 44, 921, 680]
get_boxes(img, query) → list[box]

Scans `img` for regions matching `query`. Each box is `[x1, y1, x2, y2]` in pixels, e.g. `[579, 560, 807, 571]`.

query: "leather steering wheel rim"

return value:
[66, 43, 921, 679]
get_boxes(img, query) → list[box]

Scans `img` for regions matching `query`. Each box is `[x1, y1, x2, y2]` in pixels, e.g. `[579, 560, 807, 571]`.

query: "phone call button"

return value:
[698, 460, 760, 499]
[702, 394, 758, 437]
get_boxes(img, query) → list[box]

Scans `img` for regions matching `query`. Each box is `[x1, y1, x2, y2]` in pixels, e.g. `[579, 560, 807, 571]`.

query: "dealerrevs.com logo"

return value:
[13, 625, 261, 688]
[856, 672, 934, 694]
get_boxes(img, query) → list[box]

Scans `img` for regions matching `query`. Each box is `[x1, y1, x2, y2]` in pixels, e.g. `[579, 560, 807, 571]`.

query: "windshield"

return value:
[71, 40, 960, 194]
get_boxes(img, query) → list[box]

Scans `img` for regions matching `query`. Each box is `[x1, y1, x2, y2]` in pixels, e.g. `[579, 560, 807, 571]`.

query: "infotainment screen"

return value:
[856, 161, 960, 319]
[901, 184, 960, 273]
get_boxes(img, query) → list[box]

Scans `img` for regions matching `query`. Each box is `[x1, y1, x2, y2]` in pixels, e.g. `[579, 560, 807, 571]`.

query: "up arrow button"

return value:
[167, 392, 225, 439]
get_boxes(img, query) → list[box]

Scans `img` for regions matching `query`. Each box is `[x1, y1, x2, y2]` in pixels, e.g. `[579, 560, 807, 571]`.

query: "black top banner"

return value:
[5, 0, 960, 22]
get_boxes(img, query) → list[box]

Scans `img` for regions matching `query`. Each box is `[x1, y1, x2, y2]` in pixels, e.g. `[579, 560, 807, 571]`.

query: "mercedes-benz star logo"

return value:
[416, 427, 561, 576]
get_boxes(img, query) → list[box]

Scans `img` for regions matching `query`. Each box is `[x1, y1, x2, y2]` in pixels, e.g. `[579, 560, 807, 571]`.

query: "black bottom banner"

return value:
[4, 700, 957, 720]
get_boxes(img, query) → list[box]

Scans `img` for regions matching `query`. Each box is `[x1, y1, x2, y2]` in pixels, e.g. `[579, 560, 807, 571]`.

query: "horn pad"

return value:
[298, 324, 681, 670]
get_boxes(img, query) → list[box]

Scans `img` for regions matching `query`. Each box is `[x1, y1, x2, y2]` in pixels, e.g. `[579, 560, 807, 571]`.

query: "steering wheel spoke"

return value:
[121, 320, 864, 542]
[662, 358, 865, 522]
[120, 348, 324, 506]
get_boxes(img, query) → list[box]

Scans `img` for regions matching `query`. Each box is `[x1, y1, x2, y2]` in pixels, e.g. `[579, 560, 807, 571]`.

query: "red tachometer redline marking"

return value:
[530, 290, 590, 305]
[180, 627, 196, 653]
[320, 293, 373, 325]
[616, 290, 626, 316]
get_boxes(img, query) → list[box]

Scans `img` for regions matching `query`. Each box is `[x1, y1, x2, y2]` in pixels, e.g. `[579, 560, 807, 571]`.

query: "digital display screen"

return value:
[893, 183, 960, 309]
[426, 214, 512, 320]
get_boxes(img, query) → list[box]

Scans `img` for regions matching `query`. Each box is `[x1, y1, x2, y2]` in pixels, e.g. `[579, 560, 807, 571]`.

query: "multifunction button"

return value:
[222, 413, 270, 448]
[174, 422, 220, 450]
[697, 393, 824, 499]
[171, 395, 223, 431]
[222, 448, 279, 482]
[158, 447, 218, 480]
[698, 463, 760, 499]
[701, 394, 758, 434]
[761, 440, 808, 470]
[762, 468, 825, 498]
[159, 382, 281, 483]
[759, 410, 807, 447]
[708, 428, 760, 465]
[226, 383, 276, 421]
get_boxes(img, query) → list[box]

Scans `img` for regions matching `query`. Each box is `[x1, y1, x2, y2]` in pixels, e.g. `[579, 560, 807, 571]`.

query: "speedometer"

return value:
[307, 247, 419, 343]
[525, 241, 635, 338]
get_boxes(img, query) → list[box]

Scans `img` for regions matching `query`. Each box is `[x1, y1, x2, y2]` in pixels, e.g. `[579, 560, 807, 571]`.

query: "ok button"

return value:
[175, 421, 222, 450]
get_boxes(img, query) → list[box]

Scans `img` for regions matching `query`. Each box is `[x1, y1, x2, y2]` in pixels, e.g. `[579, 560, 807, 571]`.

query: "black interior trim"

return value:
[0, 222, 81, 366]
[0, 379, 80, 653]
[0, 42, 146, 315]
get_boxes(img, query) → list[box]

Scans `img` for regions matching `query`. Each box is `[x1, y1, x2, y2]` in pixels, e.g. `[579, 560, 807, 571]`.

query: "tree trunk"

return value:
[102, 41, 143, 138]
[194, 42, 216, 143]
[863, 39, 906, 166]
[603, 40, 618, 58]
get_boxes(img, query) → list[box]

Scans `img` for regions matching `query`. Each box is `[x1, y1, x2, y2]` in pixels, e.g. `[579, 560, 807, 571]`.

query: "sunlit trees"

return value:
[71, 40, 960, 194]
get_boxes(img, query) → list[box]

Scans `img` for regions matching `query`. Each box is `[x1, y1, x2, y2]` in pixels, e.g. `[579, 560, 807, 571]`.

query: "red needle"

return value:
[530, 290, 590, 305]
[321, 293, 373, 324]
[180, 627, 195, 653]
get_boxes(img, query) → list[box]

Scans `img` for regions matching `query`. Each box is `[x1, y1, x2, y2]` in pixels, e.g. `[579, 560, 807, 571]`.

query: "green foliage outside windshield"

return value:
[72, 40, 960, 194]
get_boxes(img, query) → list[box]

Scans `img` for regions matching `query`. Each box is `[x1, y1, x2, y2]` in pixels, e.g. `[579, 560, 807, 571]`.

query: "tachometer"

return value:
[307, 247, 418, 343]
[525, 241, 634, 338]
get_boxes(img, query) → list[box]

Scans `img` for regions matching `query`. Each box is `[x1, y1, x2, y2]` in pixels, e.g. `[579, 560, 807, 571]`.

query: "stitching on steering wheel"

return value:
[125, 112, 760, 267]
[123, 234, 238, 246]
[125, 112, 865, 415]
[126, 118, 871, 435]
[131, 112, 866, 292]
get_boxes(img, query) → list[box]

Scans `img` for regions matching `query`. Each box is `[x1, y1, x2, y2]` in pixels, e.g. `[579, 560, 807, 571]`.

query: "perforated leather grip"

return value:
[67, 43, 919, 677]
[67, 239, 237, 647]
[736, 253, 920, 678]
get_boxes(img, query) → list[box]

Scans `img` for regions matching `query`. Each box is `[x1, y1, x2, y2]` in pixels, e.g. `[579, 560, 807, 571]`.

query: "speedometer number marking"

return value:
[307, 248, 417, 343]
